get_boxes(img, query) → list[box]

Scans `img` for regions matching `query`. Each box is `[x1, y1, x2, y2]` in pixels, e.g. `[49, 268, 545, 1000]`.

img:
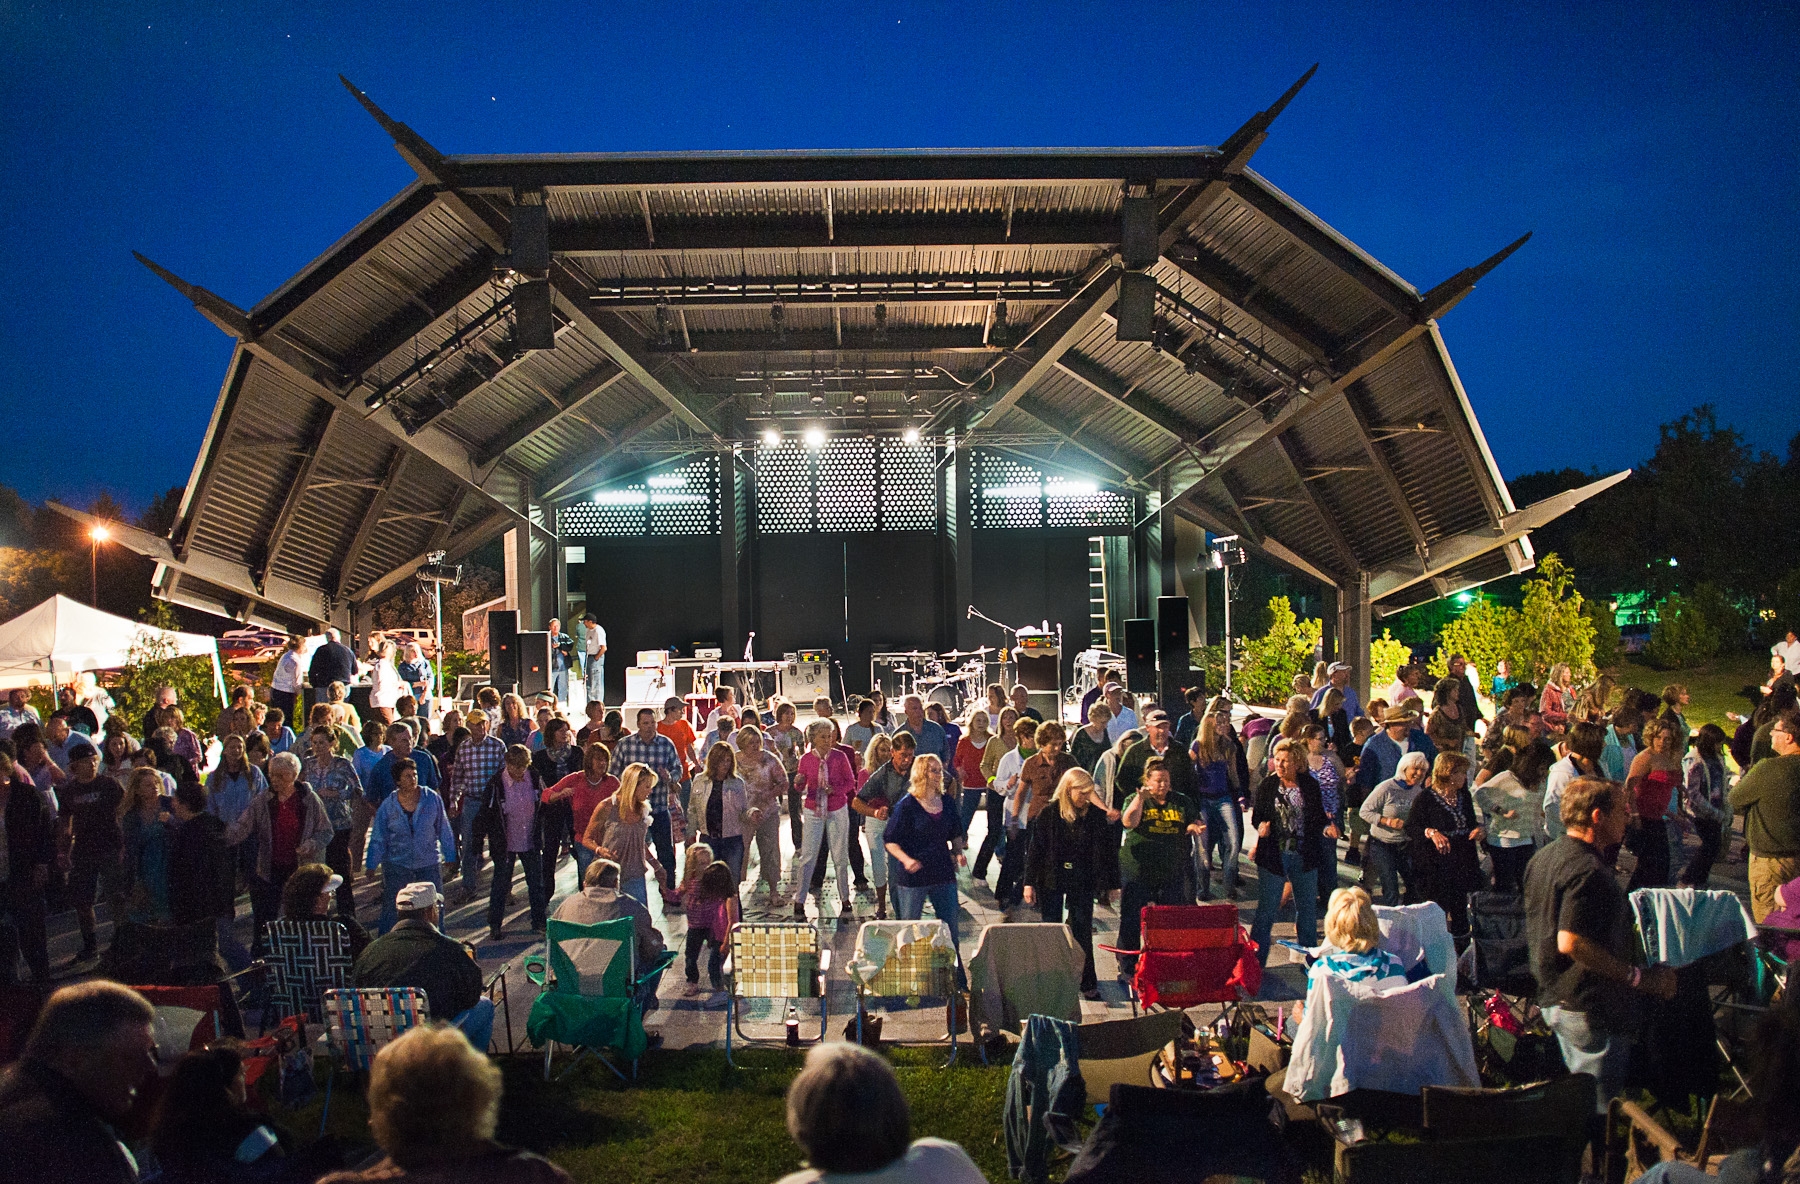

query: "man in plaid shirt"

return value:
[614, 706, 682, 891]
[450, 708, 507, 902]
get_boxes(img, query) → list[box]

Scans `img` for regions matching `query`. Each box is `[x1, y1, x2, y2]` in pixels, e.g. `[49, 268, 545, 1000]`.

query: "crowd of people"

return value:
[1, 619, 1797, 1182]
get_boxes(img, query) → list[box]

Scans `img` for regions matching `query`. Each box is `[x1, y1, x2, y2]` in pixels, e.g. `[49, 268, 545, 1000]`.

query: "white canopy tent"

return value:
[0, 595, 225, 699]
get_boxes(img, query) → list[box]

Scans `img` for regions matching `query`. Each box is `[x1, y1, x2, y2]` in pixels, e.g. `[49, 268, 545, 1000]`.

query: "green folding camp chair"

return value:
[525, 916, 674, 1082]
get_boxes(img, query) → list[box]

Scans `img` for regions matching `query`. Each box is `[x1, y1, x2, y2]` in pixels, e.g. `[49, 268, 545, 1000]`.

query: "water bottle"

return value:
[785, 1004, 801, 1047]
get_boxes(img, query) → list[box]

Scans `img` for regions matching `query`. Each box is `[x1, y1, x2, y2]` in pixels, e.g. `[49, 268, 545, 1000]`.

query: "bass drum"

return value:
[924, 682, 964, 719]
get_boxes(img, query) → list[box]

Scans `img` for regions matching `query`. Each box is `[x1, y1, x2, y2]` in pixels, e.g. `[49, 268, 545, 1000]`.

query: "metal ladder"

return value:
[1088, 537, 1109, 651]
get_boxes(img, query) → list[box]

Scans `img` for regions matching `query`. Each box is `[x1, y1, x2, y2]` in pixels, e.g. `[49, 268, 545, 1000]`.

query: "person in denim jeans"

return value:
[448, 710, 506, 903]
[1190, 714, 1243, 900]
[1249, 739, 1328, 965]
[1357, 751, 1429, 905]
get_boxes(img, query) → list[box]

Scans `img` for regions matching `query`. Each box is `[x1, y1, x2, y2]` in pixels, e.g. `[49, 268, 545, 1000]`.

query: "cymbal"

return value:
[940, 647, 994, 658]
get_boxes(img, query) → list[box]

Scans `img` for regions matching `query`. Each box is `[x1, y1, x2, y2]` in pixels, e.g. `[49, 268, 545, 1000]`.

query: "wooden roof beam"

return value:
[1271, 433, 1359, 576]
[332, 448, 409, 600]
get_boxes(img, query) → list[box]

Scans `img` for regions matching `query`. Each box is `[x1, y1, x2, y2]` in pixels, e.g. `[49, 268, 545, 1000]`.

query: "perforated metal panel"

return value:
[1046, 489, 1133, 528]
[879, 443, 938, 530]
[970, 449, 1130, 530]
[755, 442, 814, 533]
[817, 440, 878, 532]
[754, 439, 938, 533]
[559, 456, 718, 537]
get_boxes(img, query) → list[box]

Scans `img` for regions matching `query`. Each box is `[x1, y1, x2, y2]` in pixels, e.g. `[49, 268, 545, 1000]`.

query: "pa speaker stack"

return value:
[1123, 619, 1157, 694]
[1157, 595, 1197, 715]
[487, 609, 520, 693]
[518, 631, 552, 697]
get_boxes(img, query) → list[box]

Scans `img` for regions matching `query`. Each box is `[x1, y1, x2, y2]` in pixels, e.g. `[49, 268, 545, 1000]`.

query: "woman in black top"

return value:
[1249, 738, 1329, 964]
[1404, 750, 1485, 941]
[1023, 768, 1122, 997]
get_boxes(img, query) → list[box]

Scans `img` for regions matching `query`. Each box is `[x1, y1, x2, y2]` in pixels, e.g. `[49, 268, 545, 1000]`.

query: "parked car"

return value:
[219, 626, 288, 660]
[375, 627, 438, 659]
[1620, 622, 1652, 654]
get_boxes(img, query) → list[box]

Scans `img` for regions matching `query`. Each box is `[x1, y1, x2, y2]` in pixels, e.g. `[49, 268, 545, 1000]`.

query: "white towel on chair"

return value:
[1629, 888, 1757, 969]
[1283, 970, 1481, 1102]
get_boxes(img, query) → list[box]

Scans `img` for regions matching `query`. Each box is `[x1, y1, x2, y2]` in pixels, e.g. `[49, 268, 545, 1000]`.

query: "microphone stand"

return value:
[966, 605, 1025, 690]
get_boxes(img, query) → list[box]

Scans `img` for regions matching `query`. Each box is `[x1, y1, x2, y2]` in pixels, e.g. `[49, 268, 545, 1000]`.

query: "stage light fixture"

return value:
[901, 425, 921, 445]
[803, 426, 827, 449]
[761, 427, 781, 447]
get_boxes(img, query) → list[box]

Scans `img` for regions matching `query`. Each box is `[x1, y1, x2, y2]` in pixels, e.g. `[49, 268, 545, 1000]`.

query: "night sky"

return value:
[4, 2, 1796, 514]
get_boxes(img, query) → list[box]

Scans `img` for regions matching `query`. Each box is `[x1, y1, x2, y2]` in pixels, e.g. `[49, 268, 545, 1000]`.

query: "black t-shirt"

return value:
[1523, 834, 1637, 1031]
[62, 775, 125, 857]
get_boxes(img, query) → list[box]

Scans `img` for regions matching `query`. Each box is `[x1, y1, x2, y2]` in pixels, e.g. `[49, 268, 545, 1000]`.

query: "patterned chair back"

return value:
[544, 917, 637, 998]
[263, 919, 353, 1023]
[323, 987, 430, 1072]
[850, 920, 957, 998]
[730, 922, 822, 999]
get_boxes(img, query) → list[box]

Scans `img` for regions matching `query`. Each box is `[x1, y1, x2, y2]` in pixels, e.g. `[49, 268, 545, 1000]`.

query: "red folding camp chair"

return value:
[1100, 903, 1261, 1014]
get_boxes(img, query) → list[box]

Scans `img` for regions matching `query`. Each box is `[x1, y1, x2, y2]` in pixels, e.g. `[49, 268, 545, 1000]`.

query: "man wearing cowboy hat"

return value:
[1353, 700, 1437, 802]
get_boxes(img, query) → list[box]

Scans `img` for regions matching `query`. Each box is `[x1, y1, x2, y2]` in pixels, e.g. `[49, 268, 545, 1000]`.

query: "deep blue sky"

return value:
[4, 1, 1796, 515]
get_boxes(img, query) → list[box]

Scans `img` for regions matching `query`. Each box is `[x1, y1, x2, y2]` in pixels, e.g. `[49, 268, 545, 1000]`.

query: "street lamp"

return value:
[88, 523, 111, 607]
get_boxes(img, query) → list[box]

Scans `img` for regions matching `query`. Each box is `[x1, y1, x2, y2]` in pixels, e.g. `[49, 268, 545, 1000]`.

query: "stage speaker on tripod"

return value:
[517, 630, 552, 698]
[487, 609, 520, 692]
[1157, 595, 1197, 714]
[1124, 618, 1156, 694]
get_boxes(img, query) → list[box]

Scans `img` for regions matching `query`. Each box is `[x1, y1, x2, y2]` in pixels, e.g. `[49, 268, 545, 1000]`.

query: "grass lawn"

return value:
[294, 1045, 1015, 1183]
[1606, 650, 1769, 731]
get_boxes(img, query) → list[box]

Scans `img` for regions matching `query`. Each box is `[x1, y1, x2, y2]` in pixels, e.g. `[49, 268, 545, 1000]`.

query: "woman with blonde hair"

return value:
[119, 766, 173, 924]
[583, 761, 658, 905]
[324, 681, 361, 735]
[689, 741, 750, 881]
[1403, 751, 1484, 939]
[496, 692, 535, 749]
[734, 724, 788, 901]
[1312, 887, 1407, 989]
[317, 1024, 571, 1183]
[883, 754, 967, 947]
[368, 640, 403, 724]
[1022, 768, 1121, 997]
[1539, 663, 1573, 732]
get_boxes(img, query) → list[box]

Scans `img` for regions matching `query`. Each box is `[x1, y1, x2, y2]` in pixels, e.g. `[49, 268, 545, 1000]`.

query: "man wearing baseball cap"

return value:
[1310, 661, 1362, 722]
[352, 881, 493, 1052]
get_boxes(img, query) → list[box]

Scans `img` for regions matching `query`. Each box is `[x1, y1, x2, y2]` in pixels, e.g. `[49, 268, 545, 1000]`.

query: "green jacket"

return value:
[1729, 752, 1800, 857]
[352, 919, 483, 1019]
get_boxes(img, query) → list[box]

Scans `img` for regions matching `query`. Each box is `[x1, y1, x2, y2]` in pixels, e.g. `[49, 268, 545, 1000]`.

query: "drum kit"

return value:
[878, 646, 996, 716]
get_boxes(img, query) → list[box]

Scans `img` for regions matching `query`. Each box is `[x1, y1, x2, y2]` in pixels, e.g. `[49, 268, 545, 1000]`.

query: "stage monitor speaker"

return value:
[1015, 652, 1060, 693]
[1123, 618, 1156, 694]
[517, 630, 552, 697]
[1115, 272, 1156, 341]
[487, 610, 520, 688]
[1157, 595, 1195, 713]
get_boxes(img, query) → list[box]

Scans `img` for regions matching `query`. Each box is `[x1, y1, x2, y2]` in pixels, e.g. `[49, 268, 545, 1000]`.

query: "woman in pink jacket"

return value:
[793, 720, 856, 921]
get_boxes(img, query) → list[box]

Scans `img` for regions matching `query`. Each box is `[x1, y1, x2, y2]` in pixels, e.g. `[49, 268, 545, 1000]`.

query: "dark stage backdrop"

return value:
[571, 528, 1093, 701]
[969, 532, 1095, 689]
[574, 537, 720, 704]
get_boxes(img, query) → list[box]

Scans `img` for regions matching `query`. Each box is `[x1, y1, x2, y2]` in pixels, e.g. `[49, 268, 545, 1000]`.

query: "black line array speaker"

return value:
[517, 630, 552, 697]
[1124, 618, 1157, 694]
[487, 609, 520, 691]
[1157, 595, 1196, 713]
[1115, 272, 1156, 341]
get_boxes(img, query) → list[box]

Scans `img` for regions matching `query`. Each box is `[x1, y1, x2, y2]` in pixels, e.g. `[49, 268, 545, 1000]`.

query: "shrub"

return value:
[1429, 596, 1518, 682]
[1369, 630, 1412, 692]
[1585, 599, 1621, 671]
[1235, 596, 1321, 705]
[1509, 553, 1598, 685]
[111, 602, 223, 728]
[1645, 582, 1739, 669]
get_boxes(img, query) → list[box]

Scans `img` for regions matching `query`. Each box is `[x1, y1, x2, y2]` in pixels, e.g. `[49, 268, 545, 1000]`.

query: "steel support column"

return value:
[952, 435, 974, 651]
[1338, 574, 1372, 711]
[720, 447, 742, 658]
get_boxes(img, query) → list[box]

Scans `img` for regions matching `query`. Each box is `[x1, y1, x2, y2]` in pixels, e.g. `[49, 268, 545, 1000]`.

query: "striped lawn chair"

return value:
[726, 921, 829, 1066]
[318, 987, 430, 1131]
[846, 919, 968, 1065]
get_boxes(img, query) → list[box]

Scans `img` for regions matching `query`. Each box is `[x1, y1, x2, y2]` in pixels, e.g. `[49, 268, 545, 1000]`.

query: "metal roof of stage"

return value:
[91, 69, 1625, 632]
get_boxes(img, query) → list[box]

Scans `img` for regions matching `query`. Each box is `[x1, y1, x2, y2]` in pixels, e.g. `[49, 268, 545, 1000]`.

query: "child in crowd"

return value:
[263, 707, 297, 755]
[684, 860, 739, 992]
